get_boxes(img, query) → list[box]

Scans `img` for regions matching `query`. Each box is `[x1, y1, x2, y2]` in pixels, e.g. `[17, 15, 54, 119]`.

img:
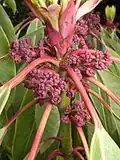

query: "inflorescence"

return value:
[9, 11, 112, 127]
[73, 12, 100, 48]
[61, 100, 91, 127]
[24, 68, 66, 105]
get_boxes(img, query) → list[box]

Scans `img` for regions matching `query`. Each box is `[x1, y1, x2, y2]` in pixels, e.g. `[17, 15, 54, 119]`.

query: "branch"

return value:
[87, 77, 120, 106]
[89, 31, 104, 45]
[66, 67, 103, 129]
[73, 150, 85, 160]
[27, 103, 53, 160]
[110, 57, 120, 63]
[4, 56, 59, 88]
[46, 149, 63, 160]
[5, 99, 38, 129]
[77, 127, 90, 160]
[87, 88, 111, 111]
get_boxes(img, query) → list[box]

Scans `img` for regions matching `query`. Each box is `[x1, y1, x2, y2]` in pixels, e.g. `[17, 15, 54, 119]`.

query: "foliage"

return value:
[0, 1, 120, 160]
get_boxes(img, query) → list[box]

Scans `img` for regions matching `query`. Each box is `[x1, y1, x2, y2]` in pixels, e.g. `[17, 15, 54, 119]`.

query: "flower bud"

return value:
[105, 5, 116, 22]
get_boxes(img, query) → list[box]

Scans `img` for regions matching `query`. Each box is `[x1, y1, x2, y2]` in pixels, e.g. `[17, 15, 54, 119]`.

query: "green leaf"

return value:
[0, 5, 16, 42]
[90, 127, 120, 160]
[97, 71, 120, 146]
[98, 70, 120, 115]
[0, 25, 16, 83]
[101, 28, 120, 53]
[5, 0, 17, 14]
[24, 18, 44, 45]
[35, 104, 60, 153]
[0, 59, 16, 83]
[0, 127, 7, 145]
[12, 90, 36, 160]
[0, 26, 10, 54]
[0, 85, 11, 115]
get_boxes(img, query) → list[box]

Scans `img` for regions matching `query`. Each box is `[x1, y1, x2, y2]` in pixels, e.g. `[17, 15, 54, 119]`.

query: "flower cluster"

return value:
[66, 49, 112, 76]
[73, 12, 100, 48]
[24, 68, 66, 104]
[61, 100, 91, 127]
[9, 38, 44, 63]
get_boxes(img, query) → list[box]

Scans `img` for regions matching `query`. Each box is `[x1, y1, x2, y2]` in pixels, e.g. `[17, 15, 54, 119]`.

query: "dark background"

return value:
[0, 0, 120, 25]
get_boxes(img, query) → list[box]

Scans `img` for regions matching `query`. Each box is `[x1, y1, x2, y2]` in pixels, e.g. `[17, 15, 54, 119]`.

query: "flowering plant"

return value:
[0, 0, 120, 160]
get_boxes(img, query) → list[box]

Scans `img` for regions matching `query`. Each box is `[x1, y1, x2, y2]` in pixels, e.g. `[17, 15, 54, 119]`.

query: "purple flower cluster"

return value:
[84, 12, 100, 34]
[24, 68, 66, 104]
[73, 12, 100, 47]
[9, 38, 44, 63]
[61, 100, 91, 127]
[67, 49, 112, 76]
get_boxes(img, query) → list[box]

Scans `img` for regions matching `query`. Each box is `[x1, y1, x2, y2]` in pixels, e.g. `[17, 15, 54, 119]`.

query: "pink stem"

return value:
[44, 137, 63, 143]
[5, 99, 38, 129]
[17, 20, 32, 35]
[46, 149, 63, 160]
[74, 146, 84, 151]
[66, 67, 103, 128]
[87, 77, 120, 106]
[73, 150, 85, 160]
[4, 56, 59, 88]
[89, 31, 104, 45]
[110, 57, 120, 63]
[77, 127, 89, 160]
[27, 103, 53, 160]
[87, 89, 111, 111]
[70, 49, 95, 56]
[15, 17, 31, 32]
[87, 88, 120, 120]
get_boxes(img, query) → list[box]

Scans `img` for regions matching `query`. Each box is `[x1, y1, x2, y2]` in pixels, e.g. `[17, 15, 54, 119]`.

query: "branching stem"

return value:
[87, 77, 120, 106]
[4, 56, 59, 88]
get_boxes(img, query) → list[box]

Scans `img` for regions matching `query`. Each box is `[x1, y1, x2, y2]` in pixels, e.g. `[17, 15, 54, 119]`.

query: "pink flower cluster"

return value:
[61, 100, 91, 127]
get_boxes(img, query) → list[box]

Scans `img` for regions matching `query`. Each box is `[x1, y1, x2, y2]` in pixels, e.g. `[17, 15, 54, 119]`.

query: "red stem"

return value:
[87, 88, 120, 120]
[87, 89, 111, 111]
[73, 150, 85, 160]
[66, 67, 103, 128]
[74, 146, 84, 151]
[4, 56, 59, 88]
[15, 17, 31, 32]
[77, 127, 89, 160]
[17, 20, 32, 36]
[27, 103, 53, 160]
[87, 77, 120, 106]
[5, 99, 38, 129]
[46, 149, 63, 160]
[44, 137, 63, 144]
[110, 57, 120, 63]
[89, 31, 104, 45]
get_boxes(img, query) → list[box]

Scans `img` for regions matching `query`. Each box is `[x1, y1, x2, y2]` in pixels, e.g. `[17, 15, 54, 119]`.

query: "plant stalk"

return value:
[4, 56, 59, 88]
[5, 99, 38, 129]
[73, 150, 85, 160]
[66, 67, 103, 129]
[87, 77, 120, 106]
[27, 103, 53, 160]
[77, 127, 89, 160]
[110, 57, 120, 63]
